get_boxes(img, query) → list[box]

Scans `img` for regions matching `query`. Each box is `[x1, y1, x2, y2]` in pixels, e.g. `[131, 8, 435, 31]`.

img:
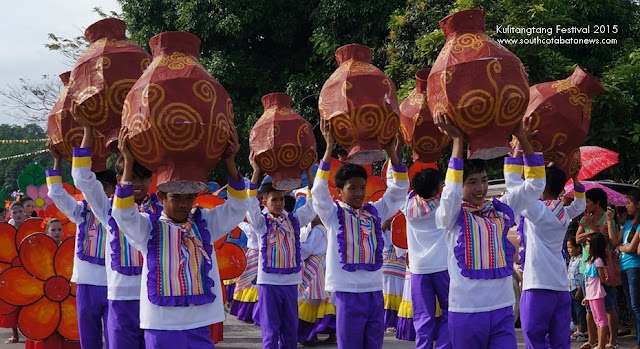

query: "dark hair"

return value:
[565, 234, 580, 251]
[334, 163, 367, 189]
[412, 168, 441, 199]
[463, 159, 487, 182]
[625, 189, 640, 243]
[95, 170, 118, 188]
[45, 218, 62, 231]
[115, 155, 153, 179]
[545, 165, 566, 198]
[261, 183, 282, 196]
[16, 195, 33, 203]
[588, 233, 607, 266]
[586, 188, 608, 211]
[337, 148, 348, 157]
[284, 196, 295, 212]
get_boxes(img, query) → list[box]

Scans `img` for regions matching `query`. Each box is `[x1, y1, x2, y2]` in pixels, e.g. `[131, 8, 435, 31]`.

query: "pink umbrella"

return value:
[564, 181, 627, 206]
[578, 146, 619, 180]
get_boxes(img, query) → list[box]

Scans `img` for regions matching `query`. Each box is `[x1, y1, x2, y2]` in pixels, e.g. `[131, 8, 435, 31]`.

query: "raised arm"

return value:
[433, 112, 464, 231]
[46, 143, 85, 224]
[311, 120, 338, 225]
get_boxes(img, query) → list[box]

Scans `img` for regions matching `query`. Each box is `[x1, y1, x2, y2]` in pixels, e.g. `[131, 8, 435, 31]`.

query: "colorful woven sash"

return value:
[261, 212, 301, 274]
[76, 201, 106, 265]
[301, 254, 328, 300]
[335, 201, 383, 272]
[109, 195, 163, 275]
[235, 248, 258, 293]
[147, 208, 215, 307]
[382, 245, 407, 279]
[454, 199, 515, 280]
[544, 199, 567, 226]
[406, 192, 439, 219]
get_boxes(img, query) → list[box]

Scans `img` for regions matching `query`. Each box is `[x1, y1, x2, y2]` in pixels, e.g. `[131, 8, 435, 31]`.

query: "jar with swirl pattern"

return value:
[250, 93, 317, 190]
[47, 72, 111, 171]
[318, 43, 400, 164]
[399, 69, 450, 162]
[427, 9, 530, 160]
[68, 18, 151, 153]
[524, 66, 604, 176]
[122, 31, 235, 193]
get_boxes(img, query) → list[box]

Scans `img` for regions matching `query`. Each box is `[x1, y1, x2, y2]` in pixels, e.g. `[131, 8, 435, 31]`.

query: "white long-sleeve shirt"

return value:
[72, 147, 148, 300]
[311, 160, 409, 293]
[301, 225, 328, 260]
[47, 169, 107, 286]
[246, 185, 316, 286]
[111, 175, 249, 330]
[435, 154, 545, 313]
[403, 194, 447, 274]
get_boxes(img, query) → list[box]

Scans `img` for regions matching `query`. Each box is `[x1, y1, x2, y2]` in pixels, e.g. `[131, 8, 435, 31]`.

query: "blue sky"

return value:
[0, 0, 121, 125]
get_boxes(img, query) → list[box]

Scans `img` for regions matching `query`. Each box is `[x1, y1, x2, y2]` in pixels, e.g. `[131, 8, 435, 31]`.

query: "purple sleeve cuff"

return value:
[46, 169, 61, 177]
[574, 183, 586, 193]
[391, 162, 407, 173]
[116, 184, 134, 198]
[523, 153, 544, 167]
[318, 161, 331, 171]
[73, 147, 91, 157]
[448, 157, 464, 171]
[227, 170, 246, 191]
[504, 157, 524, 166]
[249, 183, 259, 190]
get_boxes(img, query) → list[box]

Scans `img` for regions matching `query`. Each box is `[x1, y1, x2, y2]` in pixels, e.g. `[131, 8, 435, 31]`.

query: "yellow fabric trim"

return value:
[316, 169, 330, 181]
[298, 300, 336, 323]
[504, 164, 523, 174]
[524, 166, 546, 179]
[392, 171, 409, 181]
[228, 186, 248, 200]
[383, 294, 403, 311]
[445, 169, 463, 183]
[113, 195, 135, 209]
[575, 191, 585, 199]
[46, 176, 62, 185]
[233, 286, 258, 302]
[72, 156, 92, 168]
[398, 300, 413, 318]
[222, 279, 235, 286]
[248, 189, 258, 198]
[436, 299, 441, 317]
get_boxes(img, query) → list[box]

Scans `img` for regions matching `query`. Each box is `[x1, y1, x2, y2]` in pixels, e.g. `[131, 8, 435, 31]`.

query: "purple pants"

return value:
[144, 326, 213, 349]
[520, 289, 571, 349]
[449, 306, 516, 349]
[76, 284, 109, 349]
[107, 300, 144, 349]
[258, 284, 298, 349]
[335, 291, 384, 349]
[411, 271, 451, 349]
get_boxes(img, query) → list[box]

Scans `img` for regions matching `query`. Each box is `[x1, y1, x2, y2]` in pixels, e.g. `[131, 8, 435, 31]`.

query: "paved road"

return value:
[0, 318, 636, 348]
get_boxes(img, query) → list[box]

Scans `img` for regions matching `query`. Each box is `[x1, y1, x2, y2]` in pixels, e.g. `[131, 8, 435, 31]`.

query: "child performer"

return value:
[518, 163, 586, 348]
[298, 216, 337, 345]
[246, 155, 316, 348]
[47, 145, 115, 349]
[71, 121, 159, 349]
[402, 167, 450, 348]
[45, 218, 64, 245]
[111, 127, 248, 348]
[8, 201, 25, 228]
[230, 222, 260, 323]
[312, 120, 410, 349]
[1, 201, 26, 344]
[382, 219, 407, 333]
[433, 113, 545, 349]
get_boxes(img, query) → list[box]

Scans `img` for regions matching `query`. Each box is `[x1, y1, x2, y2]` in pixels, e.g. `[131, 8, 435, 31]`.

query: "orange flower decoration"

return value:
[0, 232, 78, 341]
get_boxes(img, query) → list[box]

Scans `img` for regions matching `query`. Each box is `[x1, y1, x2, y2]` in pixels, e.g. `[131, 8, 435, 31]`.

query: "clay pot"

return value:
[68, 18, 151, 152]
[47, 72, 110, 171]
[525, 66, 604, 176]
[122, 31, 234, 192]
[249, 93, 316, 190]
[427, 9, 530, 159]
[399, 69, 450, 162]
[319, 43, 400, 164]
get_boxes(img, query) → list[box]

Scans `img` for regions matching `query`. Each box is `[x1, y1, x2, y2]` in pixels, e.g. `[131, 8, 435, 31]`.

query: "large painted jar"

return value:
[399, 69, 450, 162]
[68, 18, 151, 151]
[249, 93, 316, 190]
[122, 31, 234, 192]
[525, 66, 604, 176]
[318, 43, 400, 164]
[427, 9, 530, 159]
[47, 72, 111, 171]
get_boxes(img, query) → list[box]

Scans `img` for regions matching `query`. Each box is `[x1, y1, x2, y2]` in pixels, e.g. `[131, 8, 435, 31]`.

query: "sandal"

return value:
[605, 345, 618, 349]
[579, 343, 597, 349]
[4, 337, 18, 344]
